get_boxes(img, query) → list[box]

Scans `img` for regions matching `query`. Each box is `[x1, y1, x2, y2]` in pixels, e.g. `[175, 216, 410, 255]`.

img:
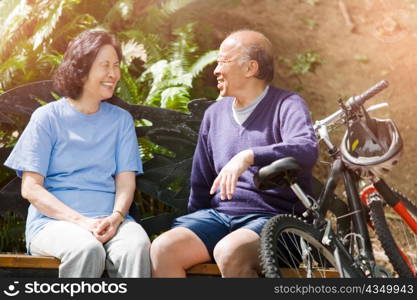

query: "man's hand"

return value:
[210, 149, 254, 200]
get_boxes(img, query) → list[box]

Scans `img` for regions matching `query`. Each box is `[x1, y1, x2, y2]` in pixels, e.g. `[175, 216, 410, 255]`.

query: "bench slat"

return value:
[186, 263, 220, 276]
[0, 254, 340, 277]
[280, 267, 340, 278]
[0, 254, 60, 269]
[0, 254, 220, 276]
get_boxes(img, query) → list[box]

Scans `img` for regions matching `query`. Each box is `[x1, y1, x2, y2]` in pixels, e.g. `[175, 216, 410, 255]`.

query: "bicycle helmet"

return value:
[340, 116, 403, 178]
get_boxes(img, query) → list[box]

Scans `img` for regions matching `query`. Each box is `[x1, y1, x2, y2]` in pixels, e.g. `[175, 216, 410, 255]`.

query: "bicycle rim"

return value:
[259, 214, 357, 278]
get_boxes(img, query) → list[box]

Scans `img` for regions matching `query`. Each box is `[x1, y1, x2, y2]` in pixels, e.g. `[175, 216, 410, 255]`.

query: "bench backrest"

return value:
[0, 80, 214, 237]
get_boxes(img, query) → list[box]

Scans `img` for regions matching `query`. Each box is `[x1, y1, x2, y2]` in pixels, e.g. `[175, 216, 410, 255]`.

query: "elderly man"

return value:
[150, 30, 318, 277]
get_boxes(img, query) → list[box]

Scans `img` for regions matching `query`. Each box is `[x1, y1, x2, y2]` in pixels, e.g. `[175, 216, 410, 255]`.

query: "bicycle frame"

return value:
[312, 155, 378, 276]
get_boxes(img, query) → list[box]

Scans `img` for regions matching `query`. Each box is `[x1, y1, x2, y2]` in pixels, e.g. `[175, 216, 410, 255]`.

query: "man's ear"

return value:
[245, 60, 259, 78]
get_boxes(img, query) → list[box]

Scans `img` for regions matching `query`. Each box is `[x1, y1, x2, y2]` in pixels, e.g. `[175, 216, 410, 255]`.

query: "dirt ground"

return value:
[204, 0, 417, 199]
[190, 0, 417, 275]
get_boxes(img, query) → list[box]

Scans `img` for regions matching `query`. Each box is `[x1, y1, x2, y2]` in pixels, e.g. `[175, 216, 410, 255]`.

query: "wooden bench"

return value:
[0, 80, 220, 277]
[0, 254, 221, 277]
[0, 81, 350, 278]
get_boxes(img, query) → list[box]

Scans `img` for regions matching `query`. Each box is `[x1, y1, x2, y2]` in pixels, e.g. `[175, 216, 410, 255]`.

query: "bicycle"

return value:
[256, 80, 417, 278]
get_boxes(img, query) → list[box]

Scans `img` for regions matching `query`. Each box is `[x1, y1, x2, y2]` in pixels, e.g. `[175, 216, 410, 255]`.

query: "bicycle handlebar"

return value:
[347, 80, 389, 109]
[314, 80, 389, 129]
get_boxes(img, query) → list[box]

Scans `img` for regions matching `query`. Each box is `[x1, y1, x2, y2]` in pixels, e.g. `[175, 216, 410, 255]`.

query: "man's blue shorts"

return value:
[172, 208, 275, 257]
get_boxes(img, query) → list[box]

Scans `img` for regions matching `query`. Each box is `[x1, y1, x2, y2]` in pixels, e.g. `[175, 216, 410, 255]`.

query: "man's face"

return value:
[213, 38, 247, 97]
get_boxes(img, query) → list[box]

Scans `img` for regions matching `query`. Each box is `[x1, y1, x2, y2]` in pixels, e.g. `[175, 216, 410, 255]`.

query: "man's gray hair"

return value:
[239, 43, 274, 82]
[229, 30, 274, 82]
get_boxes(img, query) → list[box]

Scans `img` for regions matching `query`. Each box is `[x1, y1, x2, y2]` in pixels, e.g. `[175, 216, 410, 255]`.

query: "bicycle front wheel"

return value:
[259, 214, 358, 278]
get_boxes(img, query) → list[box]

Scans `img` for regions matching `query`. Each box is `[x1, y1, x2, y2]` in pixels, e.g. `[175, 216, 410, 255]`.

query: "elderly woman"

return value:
[4, 30, 150, 278]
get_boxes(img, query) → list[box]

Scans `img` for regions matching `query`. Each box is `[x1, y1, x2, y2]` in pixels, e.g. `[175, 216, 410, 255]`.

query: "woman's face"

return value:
[81, 44, 121, 101]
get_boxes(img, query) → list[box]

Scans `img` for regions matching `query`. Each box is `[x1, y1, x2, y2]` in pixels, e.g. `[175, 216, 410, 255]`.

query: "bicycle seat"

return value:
[253, 157, 301, 190]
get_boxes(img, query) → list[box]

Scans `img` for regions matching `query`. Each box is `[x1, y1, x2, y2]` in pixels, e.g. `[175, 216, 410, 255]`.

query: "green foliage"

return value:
[0, 0, 91, 90]
[0, 130, 19, 148]
[279, 50, 322, 76]
[291, 50, 322, 74]
[126, 23, 218, 112]
[277, 50, 323, 92]
[0, 0, 217, 109]
[138, 137, 175, 162]
[107, 1, 218, 109]
[354, 54, 369, 64]
[0, 212, 25, 252]
[305, 0, 319, 5]
[117, 63, 142, 104]
[303, 18, 317, 30]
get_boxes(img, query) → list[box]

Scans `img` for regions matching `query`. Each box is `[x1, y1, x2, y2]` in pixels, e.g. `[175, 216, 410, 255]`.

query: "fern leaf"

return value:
[117, 64, 142, 104]
[31, 0, 80, 50]
[120, 30, 162, 64]
[159, 0, 197, 16]
[46, 13, 97, 44]
[169, 23, 198, 68]
[0, 54, 27, 90]
[140, 60, 169, 85]
[0, 1, 31, 58]
[131, 0, 197, 36]
[160, 86, 190, 112]
[0, 0, 22, 24]
[122, 39, 147, 65]
[164, 75, 193, 89]
[102, 0, 134, 25]
[189, 50, 218, 78]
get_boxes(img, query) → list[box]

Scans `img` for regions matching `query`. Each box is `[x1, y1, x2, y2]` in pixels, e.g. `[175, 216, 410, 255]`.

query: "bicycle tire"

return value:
[259, 214, 358, 278]
[369, 188, 417, 277]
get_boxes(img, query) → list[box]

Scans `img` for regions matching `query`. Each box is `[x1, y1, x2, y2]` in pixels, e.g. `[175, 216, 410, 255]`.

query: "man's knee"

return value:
[150, 230, 180, 260]
[213, 233, 260, 273]
[150, 227, 207, 264]
[213, 239, 238, 268]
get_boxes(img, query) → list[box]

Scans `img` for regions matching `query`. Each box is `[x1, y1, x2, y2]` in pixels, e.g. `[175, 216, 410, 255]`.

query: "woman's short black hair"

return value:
[53, 30, 122, 99]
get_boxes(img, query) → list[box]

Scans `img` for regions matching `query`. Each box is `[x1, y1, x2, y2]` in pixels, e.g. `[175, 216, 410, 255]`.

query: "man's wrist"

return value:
[241, 149, 254, 165]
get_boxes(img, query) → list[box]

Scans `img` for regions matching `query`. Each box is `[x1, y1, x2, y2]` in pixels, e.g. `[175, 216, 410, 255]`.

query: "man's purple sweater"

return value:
[188, 86, 318, 216]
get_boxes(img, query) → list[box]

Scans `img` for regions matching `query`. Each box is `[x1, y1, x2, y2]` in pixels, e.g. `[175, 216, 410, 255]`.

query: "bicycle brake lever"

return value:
[366, 102, 389, 113]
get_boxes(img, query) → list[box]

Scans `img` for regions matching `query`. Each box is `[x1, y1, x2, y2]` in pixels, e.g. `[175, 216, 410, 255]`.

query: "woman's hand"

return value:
[22, 171, 126, 244]
[91, 213, 123, 244]
[76, 217, 102, 233]
[22, 172, 114, 237]
[73, 214, 123, 243]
